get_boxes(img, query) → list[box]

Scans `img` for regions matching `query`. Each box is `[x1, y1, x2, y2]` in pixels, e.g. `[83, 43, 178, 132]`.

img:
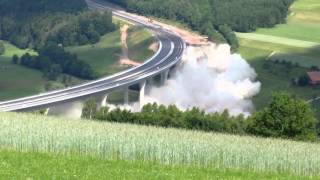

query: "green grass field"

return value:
[255, 0, 320, 43]
[237, 0, 320, 111]
[238, 44, 320, 110]
[0, 41, 45, 101]
[236, 33, 320, 48]
[1, 112, 320, 177]
[0, 150, 313, 179]
[67, 25, 156, 76]
[66, 25, 155, 103]
[66, 30, 124, 76]
[237, 33, 320, 68]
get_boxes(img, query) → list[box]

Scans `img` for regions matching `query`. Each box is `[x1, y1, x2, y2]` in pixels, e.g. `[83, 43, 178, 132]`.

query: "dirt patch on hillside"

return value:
[148, 42, 159, 53]
[119, 25, 141, 67]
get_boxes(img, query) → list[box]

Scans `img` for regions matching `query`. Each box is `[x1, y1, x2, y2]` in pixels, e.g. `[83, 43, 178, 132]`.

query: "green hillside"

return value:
[0, 41, 44, 100]
[237, 0, 320, 112]
[255, 0, 320, 43]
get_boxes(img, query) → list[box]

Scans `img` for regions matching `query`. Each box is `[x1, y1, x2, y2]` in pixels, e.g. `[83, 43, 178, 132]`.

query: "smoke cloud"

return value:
[142, 43, 261, 116]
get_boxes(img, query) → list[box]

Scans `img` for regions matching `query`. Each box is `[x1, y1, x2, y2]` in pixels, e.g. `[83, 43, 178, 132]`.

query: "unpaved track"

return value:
[119, 25, 141, 67]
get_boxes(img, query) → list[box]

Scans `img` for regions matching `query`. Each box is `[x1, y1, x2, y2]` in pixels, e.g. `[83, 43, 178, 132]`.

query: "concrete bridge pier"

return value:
[96, 94, 108, 110]
[139, 80, 146, 109]
[147, 77, 154, 87]
[160, 69, 170, 85]
[43, 108, 50, 116]
[123, 87, 129, 105]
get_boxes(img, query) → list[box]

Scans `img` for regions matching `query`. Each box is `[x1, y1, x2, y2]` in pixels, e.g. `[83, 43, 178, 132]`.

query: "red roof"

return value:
[307, 71, 320, 82]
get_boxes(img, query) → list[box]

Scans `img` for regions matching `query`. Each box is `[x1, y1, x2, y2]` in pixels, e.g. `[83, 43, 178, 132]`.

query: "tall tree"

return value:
[247, 93, 318, 141]
[82, 98, 98, 120]
[11, 54, 19, 64]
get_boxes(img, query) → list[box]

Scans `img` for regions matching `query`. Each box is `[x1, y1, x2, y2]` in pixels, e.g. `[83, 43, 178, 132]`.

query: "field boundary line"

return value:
[236, 32, 320, 48]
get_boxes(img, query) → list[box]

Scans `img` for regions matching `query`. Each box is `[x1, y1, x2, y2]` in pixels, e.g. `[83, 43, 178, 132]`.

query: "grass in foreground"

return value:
[0, 112, 319, 177]
[0, 41, 45, 101]
[0, 150, 313, 180]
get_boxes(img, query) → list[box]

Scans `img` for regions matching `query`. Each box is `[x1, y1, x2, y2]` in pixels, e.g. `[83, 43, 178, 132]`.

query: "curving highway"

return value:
[0, 0, 185, 112]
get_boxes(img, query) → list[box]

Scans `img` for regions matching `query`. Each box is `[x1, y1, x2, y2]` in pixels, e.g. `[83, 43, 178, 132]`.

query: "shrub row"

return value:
[82, 93, 319, 141]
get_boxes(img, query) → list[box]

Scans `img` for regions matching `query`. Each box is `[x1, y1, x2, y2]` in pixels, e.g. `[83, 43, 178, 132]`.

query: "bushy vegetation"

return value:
[248, 93, 318, 141]
[1, 111, 320, 177]
[48, 11, 116, 47]
[91, 104, 248, 135]
[0, 0, 116, 49]
[83, 93, 319, 141]
[15, 44, 96, 80]
[104, 0, 294, 49]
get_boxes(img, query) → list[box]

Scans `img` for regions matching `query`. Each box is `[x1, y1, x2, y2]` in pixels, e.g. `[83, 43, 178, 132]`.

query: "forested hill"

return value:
[0, 0, 87, 18]
[0, 0, 115, 49]
[103, 0, 294, 49]
[0, 0, 116, 80]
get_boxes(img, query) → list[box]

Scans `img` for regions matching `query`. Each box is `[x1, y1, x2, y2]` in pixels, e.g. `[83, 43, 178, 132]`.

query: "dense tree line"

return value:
[103, 0, 294, 49]
[0, 0, 116, 49]
[0, 0, 87, 18]
[83, 93, 318, 142]
[13, 44, 96, 80]
[48, 11, 116, 47]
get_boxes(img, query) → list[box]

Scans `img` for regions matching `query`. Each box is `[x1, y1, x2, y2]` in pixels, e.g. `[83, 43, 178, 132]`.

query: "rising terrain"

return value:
[237, 0, 320, 114]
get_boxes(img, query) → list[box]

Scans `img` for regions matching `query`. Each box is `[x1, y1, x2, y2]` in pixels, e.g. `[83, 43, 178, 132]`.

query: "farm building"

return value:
[307, 71, 320, 85]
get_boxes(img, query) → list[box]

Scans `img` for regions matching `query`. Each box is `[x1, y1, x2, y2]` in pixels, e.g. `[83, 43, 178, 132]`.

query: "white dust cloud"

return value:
[142, 43, 261, 116]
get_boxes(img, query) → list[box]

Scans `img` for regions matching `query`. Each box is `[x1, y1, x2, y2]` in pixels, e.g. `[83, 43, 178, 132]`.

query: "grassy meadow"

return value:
[0, 41, 45, 101]
[237, 0, 320, 110]
[236, 33, 320, 48]
[0, 112, 320, 177]
[255, 0, 320, 43]
[67, 25, 156, 76]
[238, 44, 320, 109]
[66, 30, 124, 76]
[66, 25, 155, 104]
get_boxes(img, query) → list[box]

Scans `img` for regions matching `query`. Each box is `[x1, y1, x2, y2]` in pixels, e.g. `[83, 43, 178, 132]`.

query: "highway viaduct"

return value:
[0, 0, 186, 118]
